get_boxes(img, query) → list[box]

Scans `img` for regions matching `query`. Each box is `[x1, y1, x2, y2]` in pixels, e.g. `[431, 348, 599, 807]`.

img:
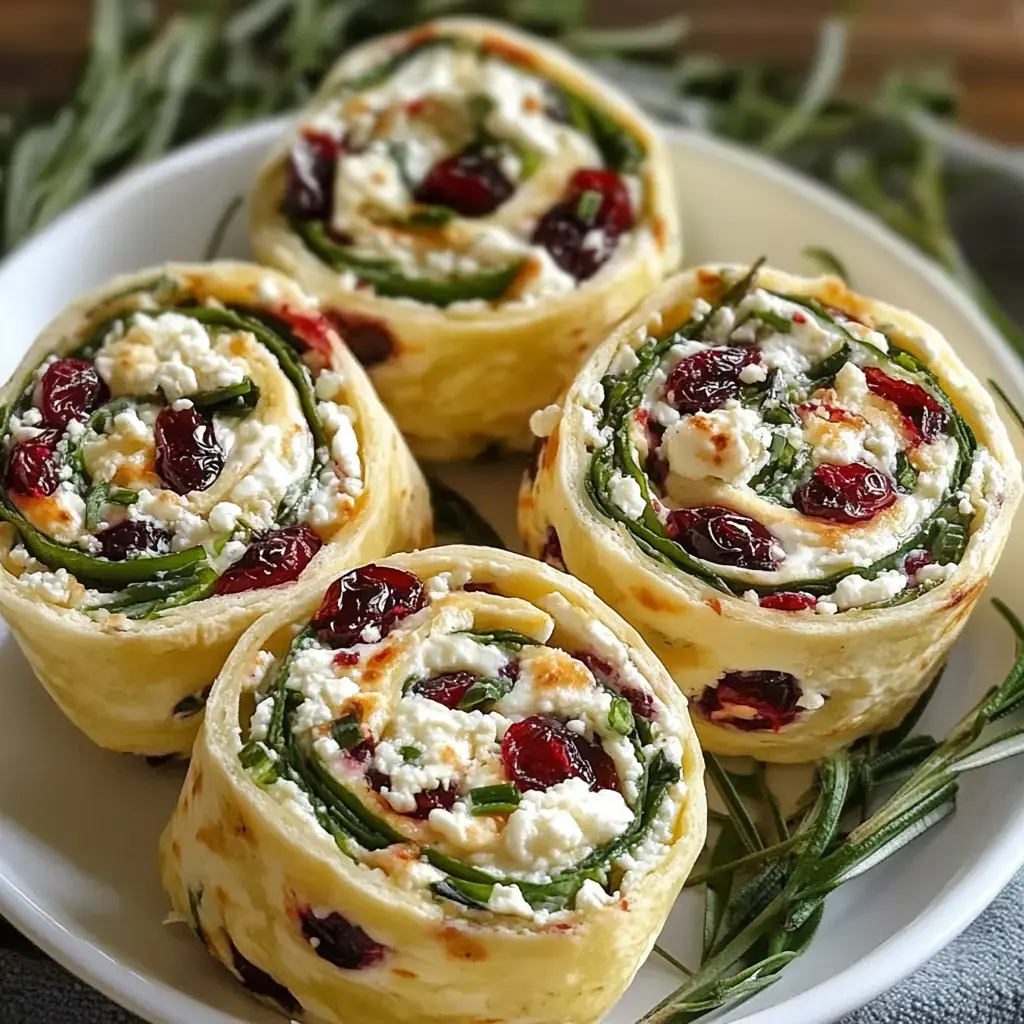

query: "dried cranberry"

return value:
[699, 671, 801, 731]
[665, 347, 763, 414]
[499, 658, 520, 682]
[540, 525, 567, 571]
[667, 506, 780, 571]
[414, 148, 513, 217]
[39, 359, 108, 428]
[502, 716, 618, 793]
[154, 406, 224, 494]
[365, 769, 451, 819]
[299, 909, 387, 970]
[411, 671, 478, 709]
[463, 581, 499, 594]
[6, 429, 61, 497]
[214, 525, 322, 596]
[285, 130, 344, 221]
[95, 520, 173, 561]
[794, 463, 897, 523]
[572, 733, 620, 792]
[759, 591, 817, 612]
[531, 168, 633, 280]
[904, 549, 933, 583]
[274, 306, 338, 363]
[571, 169, 634, 233]
[334, 650, 360, 667]
[230, 942, 300, 1013]
[346, 740, 375, 765]
[312, 564, 425, 649]
[325, 309, 395, 368]
[863, 367, 948, 445]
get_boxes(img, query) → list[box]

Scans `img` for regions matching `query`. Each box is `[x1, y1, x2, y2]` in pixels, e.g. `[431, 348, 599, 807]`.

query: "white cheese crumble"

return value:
[826, 569, 908, 611]
[529, 404, 562, 439]
[497, 778, 633, 880]
[661, 400, 769, 484]
[608, 471, 647, 520]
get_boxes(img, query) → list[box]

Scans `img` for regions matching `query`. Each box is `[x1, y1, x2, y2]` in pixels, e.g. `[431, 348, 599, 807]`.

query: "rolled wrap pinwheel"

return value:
[0, 263, 431, 755]
[250, 18, 679, 459]
[160, 546, 705, 1024]
[520, 263, 1022, 762]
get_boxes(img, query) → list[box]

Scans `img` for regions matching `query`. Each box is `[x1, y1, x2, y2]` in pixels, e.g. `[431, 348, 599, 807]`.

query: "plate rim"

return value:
[0, 115, 1023, 1024]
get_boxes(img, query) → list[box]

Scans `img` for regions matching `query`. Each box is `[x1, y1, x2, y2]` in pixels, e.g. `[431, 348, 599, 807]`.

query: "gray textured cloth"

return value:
[2, 870, 1024, 1022]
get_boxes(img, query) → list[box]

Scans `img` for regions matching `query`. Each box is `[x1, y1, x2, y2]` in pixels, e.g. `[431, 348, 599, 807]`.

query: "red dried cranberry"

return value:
[502, 716, 618, 793]
[665, 347, 763, 414]
[699, 671, 801, 731]
[154, 406, 224, 494]
[794, 463, 897, 523]
[540, 525, 567, 571]
[463, 581, 499, 594]
[299, 909, 387, 970]
[499, 658, 520, 682]
[312, 564, 425, 649]
[39, 359, 108, 428]
[214, 525, 322, 596]
[285, 130, 344, 221]
[411, 671, 478, 709]
[666, 506, 780, 571]
[365, 769, 454, 818]
[572, 733, 620, 792]
[274, 306, 338, 363]
[904, 549, 933, 583]
[6, 429, 61, 497]
[531, 168, 633, 280]
[570, 169, 634, 233]
[863, 367, 948, 445]
[759, 591, 817, 612]
[230, 942, 300, 1013]
[346, 740, 375, 765]
[334, 650, 360, 667]
[414, 148, 513, 217]
[95, 520, 173, 561]
[325, 309, 395, 368]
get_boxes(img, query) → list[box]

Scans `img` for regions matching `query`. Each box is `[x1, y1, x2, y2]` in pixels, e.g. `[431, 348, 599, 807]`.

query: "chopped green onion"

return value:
[608, 696, 635, 735]
[457, 676, 513, 712]
[930, 519, 968, 564]
[895, 451, 918, 492]
[470, 783, 521, 816]
[330, 713, 363, 751]
[402, 206, 456, 228]
[107, 486, 139, 505]
[239, 740, 278, 785]
[399, 745, 421, 762]
[457, 628, 538, 650]
[752, 310, 792, 334]
[575, 188, 603, 224]
[85, 482, 110, 530]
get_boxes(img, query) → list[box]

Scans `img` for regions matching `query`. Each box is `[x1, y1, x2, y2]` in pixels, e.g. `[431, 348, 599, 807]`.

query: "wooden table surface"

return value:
[0, 0, 1022, 143]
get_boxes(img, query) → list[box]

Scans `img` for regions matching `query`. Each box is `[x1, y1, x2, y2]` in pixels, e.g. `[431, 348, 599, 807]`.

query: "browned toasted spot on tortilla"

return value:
[171, 839, 181, 860]
[190, 769, 204, 799]
[441, 927, 488, 961]
[542, 421, 560, 472]
[196, 822, 226, 853]
[480, 35, 535, 69]
[706, 597, 722, 616]
[653, 217, 668, 249]
[392, 968, 417, 979]
[213, 885, 230, 910]
[947, 581, 982, 609]
[632, 585, 679, 613]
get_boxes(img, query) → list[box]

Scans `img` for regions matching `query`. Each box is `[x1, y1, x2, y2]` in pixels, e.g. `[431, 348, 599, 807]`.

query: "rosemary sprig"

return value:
[640, 600, 1024, 1024]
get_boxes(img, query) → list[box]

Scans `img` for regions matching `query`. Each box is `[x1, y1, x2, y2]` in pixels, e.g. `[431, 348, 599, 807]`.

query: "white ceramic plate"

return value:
[1, 119, 1023, 1024]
